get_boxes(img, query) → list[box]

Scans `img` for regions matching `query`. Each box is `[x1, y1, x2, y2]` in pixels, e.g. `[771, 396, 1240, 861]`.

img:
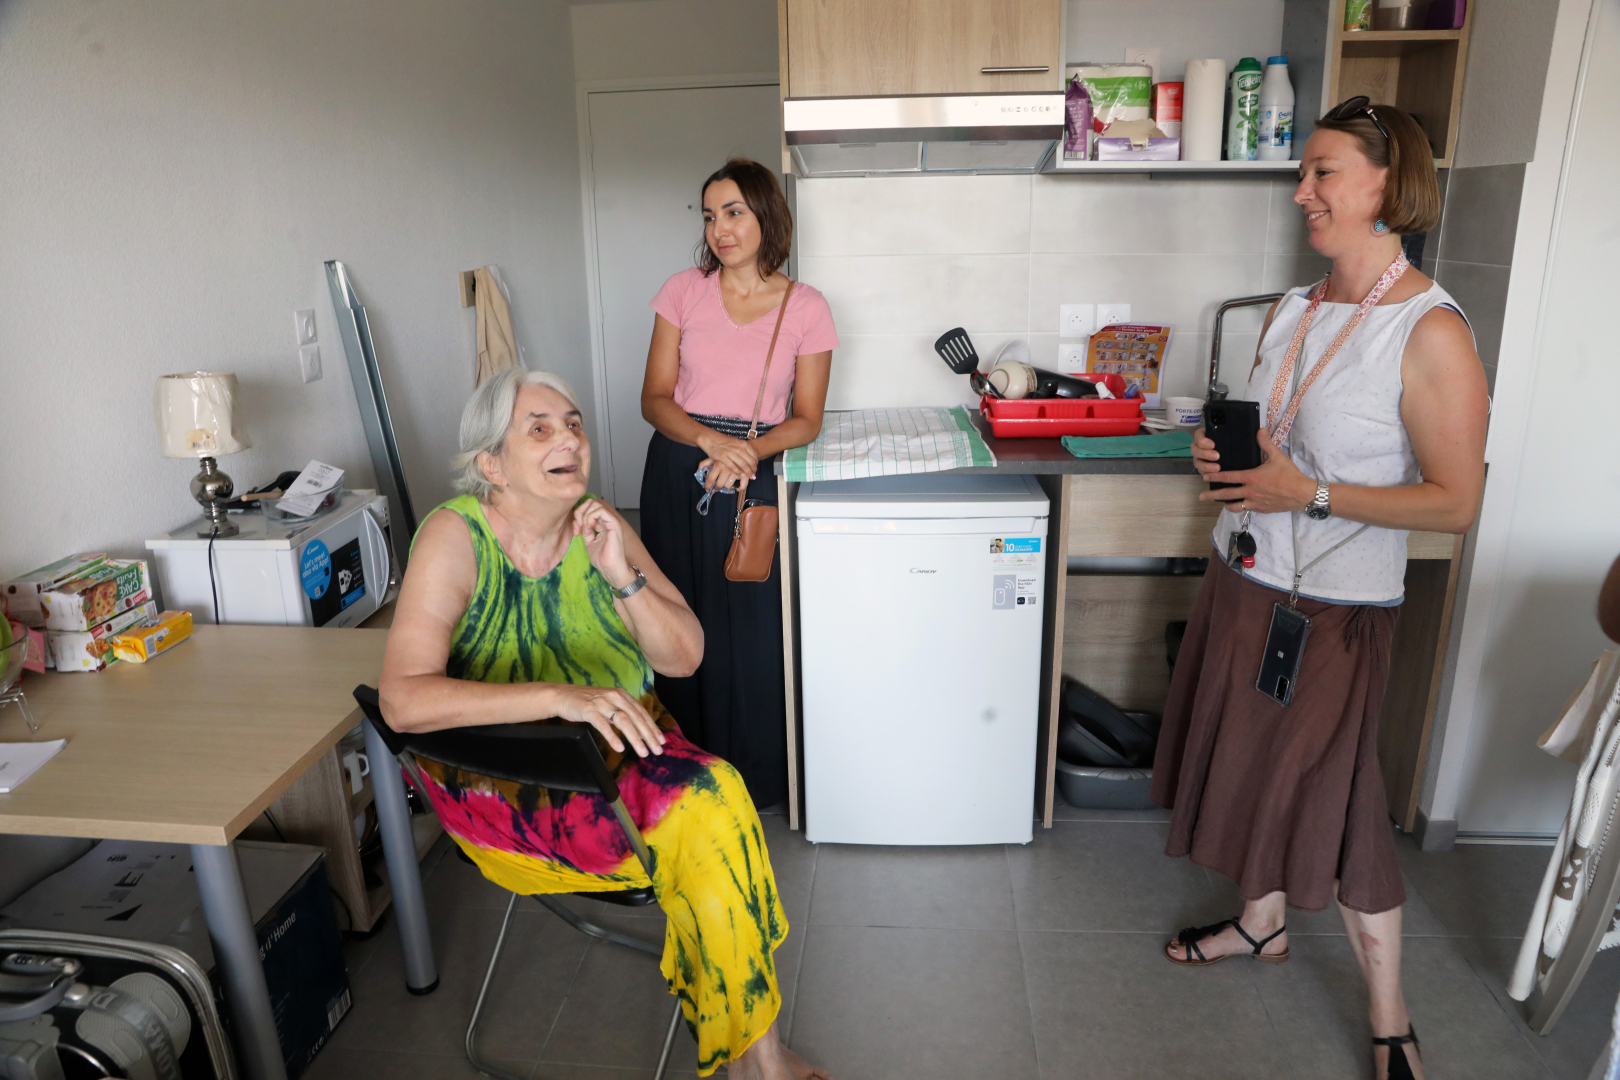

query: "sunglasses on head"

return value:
[1325, 96, 1392, 142]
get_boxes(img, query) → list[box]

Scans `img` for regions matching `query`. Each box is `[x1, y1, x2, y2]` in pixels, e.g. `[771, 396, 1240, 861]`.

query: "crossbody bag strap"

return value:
[746, 279, 794, 441]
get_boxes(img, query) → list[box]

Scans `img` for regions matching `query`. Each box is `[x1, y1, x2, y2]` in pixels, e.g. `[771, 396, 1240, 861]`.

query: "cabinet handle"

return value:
[981, 65, 1050, 74]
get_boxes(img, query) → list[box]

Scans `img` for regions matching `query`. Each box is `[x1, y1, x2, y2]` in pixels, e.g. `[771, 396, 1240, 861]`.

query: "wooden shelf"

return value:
[1337, 27, 1466, 44]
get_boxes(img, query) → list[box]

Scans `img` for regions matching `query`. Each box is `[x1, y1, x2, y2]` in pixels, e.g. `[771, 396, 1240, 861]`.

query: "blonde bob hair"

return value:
[1314, 102, 1441, 235]
[452, 367, 583, 500]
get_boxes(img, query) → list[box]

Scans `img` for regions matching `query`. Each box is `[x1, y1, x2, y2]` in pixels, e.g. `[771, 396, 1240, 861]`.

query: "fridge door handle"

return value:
[363, 505, 394, 609]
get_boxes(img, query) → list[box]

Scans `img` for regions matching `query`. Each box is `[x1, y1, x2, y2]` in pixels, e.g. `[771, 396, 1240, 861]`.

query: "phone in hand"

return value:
[1203, 399, 1263, 490]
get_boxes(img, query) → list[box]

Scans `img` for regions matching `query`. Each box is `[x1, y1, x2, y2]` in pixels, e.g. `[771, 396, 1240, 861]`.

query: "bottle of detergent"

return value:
[1257, 57, 1295, 160]
[1225, 57, 1263, 161]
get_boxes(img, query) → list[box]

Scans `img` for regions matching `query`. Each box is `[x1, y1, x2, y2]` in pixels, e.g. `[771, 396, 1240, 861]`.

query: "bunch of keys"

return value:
[1226, 509, 1256, 571]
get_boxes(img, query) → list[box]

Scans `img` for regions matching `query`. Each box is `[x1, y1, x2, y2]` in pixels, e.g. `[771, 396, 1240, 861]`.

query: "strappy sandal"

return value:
[1165, 917, 1289, 966]
[1372, 1025, 1421, 1080]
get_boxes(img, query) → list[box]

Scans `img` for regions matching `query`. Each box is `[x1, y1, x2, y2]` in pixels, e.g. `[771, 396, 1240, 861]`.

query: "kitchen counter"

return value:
[773, 412, 1198, 476]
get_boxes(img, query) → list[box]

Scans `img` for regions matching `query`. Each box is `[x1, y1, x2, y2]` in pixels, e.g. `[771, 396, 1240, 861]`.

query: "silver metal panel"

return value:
[924, 139, 1055, 171]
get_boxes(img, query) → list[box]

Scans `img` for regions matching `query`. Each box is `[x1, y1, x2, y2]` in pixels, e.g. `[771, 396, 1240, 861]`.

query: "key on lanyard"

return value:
[1226, 510, 1257, 571]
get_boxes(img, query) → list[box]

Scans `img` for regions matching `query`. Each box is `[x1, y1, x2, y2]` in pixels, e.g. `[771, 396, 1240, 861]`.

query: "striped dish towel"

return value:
[782, 407, 996, 481]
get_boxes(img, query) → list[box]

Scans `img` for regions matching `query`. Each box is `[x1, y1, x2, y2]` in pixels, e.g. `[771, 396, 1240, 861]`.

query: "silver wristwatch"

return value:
[612, 566, 647, 599]
[1305, 482, 1332, 520]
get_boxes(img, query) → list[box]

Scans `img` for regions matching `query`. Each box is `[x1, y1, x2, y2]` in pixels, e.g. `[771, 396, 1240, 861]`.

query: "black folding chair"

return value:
[352, 686, 682, 1080]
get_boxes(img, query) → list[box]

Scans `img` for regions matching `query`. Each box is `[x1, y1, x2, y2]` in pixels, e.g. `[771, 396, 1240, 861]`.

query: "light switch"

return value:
[295, 309, 317, 345]
[1098, 303, 1132, 329]
[1058, 343, 1089, 373]
[1060, 304, 1095, 338]
[1124, 46, 1161, 83]
[299, 344, 322, 383]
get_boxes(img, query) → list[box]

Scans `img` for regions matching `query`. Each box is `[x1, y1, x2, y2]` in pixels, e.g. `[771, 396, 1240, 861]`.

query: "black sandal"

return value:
[1372, 1025, 1421, 1080]
[1165, 917, 1289, 966]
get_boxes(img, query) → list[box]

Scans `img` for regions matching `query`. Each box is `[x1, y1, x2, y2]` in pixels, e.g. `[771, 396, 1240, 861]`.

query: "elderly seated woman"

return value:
[379, 367, 828, 1080]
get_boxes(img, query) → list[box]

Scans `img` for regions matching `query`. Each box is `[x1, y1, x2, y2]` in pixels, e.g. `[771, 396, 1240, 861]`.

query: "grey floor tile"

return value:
[790, 924, 1038, 1080]
[303, 1047, 533, 1079]
[1047, 804, 1172, 824]
[1397, 838, 1551, 939]
[1008, 820, 1228, 932]
[1242, 934, 1374, 1079]
[422, 842, 525, 911]
[1021, 931, 1282, 1079]
[541, 939, 699, 1073]
[808, 842, 1015, 929]
[760, 812, 819, 924]
[774, 917, 808, 1045]
[331, 904, 588, 1059]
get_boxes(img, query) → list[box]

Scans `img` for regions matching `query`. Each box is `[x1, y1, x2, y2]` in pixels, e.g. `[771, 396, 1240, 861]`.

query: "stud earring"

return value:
[1373, 219, 1390, 234]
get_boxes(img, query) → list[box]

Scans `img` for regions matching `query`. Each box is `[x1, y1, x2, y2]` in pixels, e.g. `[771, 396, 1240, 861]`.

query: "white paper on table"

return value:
[0, 739, 67, 793]
[275, 460, 345, 516]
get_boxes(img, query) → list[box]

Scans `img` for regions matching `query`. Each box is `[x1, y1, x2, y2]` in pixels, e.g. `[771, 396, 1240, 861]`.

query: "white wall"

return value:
[571, 0, 779, 82]
[1424, 0, 1616, 837]
[0, 0, 590, 582]
[798, 174, 1318, 409]
[1067, 0, 1285, 84]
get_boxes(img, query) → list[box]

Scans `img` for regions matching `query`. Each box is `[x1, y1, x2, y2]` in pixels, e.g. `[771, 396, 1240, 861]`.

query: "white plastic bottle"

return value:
[1257, 56, 1295, 161]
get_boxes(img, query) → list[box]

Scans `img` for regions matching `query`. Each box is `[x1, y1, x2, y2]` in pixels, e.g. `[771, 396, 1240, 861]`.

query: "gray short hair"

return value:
[452, 367, 584, 499]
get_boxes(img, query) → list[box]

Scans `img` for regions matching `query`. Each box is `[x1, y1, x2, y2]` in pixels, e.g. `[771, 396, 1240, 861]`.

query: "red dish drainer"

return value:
[979, 394, 1144, 438]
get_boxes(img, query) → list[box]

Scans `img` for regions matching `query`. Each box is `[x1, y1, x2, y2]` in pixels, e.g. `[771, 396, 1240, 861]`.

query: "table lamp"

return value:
[154, 371, 251, 537]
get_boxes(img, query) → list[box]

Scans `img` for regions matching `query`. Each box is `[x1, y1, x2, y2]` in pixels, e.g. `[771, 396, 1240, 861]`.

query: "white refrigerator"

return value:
[795, 473, 1049, 845]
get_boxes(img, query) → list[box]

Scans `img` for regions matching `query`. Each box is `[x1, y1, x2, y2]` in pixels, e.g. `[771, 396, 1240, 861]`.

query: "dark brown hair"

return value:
[1314, 103, 1441, 235]
[695, 158, 793, 277]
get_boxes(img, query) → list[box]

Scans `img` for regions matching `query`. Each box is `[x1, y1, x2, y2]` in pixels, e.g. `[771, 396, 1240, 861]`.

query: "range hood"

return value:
[785, 93, 1064, 177]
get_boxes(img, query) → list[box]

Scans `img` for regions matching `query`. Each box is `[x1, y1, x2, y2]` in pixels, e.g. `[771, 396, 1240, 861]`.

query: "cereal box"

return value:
[40, 559, 152, 632]
[1085, 323, 1173, 406]
[45, 601, 158, 673]
[3, 553, 109, 628]
[111, 610, 193, 664]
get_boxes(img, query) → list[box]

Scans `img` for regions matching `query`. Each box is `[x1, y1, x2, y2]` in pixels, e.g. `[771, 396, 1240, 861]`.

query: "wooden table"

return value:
[0, 625, 438, 1080]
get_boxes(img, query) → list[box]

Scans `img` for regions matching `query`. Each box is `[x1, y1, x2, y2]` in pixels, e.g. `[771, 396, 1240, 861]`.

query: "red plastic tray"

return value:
[979, 395, 1144, 438]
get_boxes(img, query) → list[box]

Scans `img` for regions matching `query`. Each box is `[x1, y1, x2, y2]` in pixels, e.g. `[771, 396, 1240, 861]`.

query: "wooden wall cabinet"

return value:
[780, 0, 1063, 98]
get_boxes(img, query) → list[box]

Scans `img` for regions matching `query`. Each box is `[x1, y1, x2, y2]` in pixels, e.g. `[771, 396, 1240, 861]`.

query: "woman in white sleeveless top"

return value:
[1153, 100, 1487, 1080]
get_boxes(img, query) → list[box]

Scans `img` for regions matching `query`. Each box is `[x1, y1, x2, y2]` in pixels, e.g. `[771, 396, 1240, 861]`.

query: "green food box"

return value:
[40, 559, 153, 632]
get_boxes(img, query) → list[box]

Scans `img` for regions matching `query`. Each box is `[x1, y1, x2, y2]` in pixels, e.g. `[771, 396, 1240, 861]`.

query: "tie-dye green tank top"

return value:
[435, 494, 654, 694]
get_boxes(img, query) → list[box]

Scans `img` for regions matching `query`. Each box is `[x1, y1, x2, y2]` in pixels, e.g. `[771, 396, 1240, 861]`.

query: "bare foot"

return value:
[726, 1022, 833, 1080]
[1164, 919, 1288, 963]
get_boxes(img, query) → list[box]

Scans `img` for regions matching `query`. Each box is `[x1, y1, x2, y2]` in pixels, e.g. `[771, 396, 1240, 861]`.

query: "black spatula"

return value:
[933, 327, 981, 375]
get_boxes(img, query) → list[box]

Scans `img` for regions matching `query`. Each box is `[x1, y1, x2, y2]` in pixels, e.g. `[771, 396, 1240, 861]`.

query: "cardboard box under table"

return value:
[0, 839, 351, 1079]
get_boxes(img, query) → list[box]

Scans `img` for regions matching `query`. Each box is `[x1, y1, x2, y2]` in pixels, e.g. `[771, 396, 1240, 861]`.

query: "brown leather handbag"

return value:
[723, 281, 794, 583]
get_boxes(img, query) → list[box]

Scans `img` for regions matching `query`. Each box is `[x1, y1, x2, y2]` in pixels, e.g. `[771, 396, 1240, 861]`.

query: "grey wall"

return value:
[571, 0, 779, 81]
[1454, 0, 1563, 168]
[0, 0, 591, 582]
[1431, 164, 1525, 392]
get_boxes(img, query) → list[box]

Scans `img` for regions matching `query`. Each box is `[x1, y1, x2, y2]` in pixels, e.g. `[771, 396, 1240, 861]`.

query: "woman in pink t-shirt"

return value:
[638, 158, 838, 810]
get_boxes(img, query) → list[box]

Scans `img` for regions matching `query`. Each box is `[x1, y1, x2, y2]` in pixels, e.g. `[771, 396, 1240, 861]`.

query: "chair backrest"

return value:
[352, 685, 621, 802]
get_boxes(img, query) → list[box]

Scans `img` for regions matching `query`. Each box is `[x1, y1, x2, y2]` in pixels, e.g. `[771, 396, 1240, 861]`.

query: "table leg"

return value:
[364, 718, 439, 994]
[190, 842, 288, 1080]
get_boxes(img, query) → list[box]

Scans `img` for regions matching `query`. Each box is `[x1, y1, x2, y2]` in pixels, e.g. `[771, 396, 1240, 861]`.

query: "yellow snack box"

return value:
[110, 610, 193, 664]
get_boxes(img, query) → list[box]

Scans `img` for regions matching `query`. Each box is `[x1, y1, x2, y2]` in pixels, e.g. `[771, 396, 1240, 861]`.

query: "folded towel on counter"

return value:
[1061, 430, 1194, 458]
[783, 407, 996, 481]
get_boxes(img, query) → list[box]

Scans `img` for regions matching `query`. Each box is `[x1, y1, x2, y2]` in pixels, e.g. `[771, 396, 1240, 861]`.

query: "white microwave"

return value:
[145, 490, 394, 627]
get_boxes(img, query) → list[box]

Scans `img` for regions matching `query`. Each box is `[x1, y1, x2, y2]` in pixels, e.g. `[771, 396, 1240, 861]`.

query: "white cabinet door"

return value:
[585, 84, 782, 507]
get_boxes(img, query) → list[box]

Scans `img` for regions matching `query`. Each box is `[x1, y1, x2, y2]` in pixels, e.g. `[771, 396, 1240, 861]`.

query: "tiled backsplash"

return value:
[1430, 162, 1524, 390]
[796, 174, 1327, 410]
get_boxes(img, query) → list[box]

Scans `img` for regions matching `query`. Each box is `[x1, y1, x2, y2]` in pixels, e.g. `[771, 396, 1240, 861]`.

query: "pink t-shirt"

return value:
[649, 267, 839, 426]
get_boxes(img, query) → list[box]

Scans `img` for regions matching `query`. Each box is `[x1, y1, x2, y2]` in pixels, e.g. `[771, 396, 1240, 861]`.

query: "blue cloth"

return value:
[1061, 430, 1193, 458]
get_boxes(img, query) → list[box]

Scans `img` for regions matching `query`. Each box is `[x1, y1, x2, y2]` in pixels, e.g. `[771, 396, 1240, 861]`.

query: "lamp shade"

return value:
[153, 371, 251, 458]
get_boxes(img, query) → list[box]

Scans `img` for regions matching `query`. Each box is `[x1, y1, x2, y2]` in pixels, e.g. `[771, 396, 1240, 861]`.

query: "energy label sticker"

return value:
[990, 537, 1041, 568]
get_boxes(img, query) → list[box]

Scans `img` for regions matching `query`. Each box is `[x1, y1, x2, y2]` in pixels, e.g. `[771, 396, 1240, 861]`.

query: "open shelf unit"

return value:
[1044, 159, 1300, 175]
[1328, 1, 1472, 166]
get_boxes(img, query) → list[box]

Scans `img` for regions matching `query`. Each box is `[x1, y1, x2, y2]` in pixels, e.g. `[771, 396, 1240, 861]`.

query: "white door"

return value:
[585, 84, 782, 507]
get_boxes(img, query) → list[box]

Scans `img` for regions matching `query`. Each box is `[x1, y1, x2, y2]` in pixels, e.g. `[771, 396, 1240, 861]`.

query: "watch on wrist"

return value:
[1305, 482, 1332, 520]
[612, 566, 648, 599]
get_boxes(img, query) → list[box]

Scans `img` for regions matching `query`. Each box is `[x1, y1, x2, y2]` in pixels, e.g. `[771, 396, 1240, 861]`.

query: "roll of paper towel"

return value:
[1183, 59, 1227, 161]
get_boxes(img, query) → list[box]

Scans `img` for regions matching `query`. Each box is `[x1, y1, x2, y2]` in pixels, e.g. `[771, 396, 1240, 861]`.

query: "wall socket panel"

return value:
[294, 308, 317, 345]
[1060, 303, 1095, 338]
[1058, 343, 1089, 372]
[1098, 303, 1132, 328]
[299, 344, 322, 384]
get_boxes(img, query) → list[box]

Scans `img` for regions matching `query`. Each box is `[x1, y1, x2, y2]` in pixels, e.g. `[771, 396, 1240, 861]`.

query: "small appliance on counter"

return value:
[145, 491, 392, 627]
[797, 473, 1049, 845]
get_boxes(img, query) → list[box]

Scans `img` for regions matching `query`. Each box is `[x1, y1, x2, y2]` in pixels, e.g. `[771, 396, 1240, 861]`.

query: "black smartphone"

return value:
[1203, 399, 1263, 490]
[1257, 603, 1311, 707]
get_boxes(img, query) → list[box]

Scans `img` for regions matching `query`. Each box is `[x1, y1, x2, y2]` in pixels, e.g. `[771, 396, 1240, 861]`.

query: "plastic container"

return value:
[1345, 0, 1372, 30]
[1226, 58, 1263, 161]
[1257, 57, 1294, 161]
[980, 396, 1143, 439]
[1055, 760, 1157, 810]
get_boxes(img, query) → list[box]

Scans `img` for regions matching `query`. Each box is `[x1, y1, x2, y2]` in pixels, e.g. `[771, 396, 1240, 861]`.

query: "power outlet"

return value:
[1058, 343, 1089, 372]
[294, 309, 317, 345]
[1098, 303, 1132, 329]
[1124, 46, 1161, 83]
[1059, 303, 1095, 338]
[299, 344, 322, 384]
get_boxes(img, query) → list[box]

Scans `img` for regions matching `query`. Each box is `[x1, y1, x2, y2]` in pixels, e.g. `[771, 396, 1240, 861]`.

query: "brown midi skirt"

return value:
[1150, 555, 1406, 914]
